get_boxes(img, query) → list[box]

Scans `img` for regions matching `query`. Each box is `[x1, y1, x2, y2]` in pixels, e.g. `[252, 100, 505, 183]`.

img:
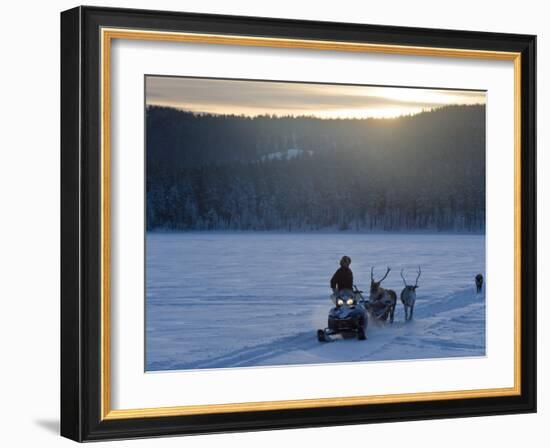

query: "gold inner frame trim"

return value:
[100, 27, 522, 421]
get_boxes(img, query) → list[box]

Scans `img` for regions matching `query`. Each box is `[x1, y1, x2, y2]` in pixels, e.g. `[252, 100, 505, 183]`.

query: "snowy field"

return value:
[145, 233, 486, 371]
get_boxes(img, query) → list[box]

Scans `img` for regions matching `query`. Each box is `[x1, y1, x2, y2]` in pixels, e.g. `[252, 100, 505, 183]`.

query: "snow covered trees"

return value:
[146, 105, 486, 232]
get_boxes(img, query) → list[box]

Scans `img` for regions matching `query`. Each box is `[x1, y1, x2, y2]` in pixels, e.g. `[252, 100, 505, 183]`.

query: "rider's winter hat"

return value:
[340, 256, 351, 267]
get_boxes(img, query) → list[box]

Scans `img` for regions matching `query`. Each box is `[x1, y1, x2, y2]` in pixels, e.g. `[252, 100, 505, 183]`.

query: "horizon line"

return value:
[145, 102, 486, 121]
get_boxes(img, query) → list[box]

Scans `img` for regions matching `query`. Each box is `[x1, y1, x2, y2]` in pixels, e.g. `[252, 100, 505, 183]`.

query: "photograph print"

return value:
[145, 76, 486, 372]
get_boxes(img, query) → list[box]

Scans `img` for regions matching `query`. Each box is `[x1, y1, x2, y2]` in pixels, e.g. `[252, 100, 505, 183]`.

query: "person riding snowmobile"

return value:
[330, 256, 354, 303]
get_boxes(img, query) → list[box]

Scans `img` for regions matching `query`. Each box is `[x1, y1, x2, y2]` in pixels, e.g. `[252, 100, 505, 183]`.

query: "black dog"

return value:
[475, 274, 484, 293]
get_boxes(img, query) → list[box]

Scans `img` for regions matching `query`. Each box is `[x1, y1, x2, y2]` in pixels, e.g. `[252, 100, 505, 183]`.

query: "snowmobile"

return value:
[317, 286, 368, 342]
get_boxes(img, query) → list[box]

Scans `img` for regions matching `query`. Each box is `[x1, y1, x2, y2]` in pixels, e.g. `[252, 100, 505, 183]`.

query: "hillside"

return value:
[146, 105, 485, 232]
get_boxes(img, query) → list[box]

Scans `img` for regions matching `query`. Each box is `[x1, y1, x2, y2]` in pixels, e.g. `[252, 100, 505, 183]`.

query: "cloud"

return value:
[146, 76, 485, 119]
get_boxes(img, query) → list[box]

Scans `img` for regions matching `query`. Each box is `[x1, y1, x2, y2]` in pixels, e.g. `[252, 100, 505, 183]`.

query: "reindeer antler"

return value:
[400, 268, 408, 287]
[414, 266, 422, 287]
[379, 266, 391, 283]
[370, 266, 375, 281]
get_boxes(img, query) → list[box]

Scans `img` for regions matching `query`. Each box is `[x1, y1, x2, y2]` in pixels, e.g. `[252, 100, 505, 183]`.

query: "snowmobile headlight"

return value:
[346, 298, 355, 306]
[337, 299, 344, 306]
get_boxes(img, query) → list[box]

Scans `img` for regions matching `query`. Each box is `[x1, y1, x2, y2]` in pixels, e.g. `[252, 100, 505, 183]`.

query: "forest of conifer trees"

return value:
[146, 104, 486, 232]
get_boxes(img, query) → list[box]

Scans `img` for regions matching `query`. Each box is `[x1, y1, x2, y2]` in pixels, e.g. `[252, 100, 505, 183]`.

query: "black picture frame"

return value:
[61, 5, 536, 442]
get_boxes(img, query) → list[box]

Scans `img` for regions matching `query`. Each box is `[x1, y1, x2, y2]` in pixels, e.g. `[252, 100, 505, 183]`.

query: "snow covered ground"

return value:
[145, 232, 486, 371]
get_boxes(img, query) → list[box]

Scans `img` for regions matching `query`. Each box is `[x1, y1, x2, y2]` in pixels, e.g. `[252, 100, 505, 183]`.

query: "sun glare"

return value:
[314, 106, 425, 120]
[146, 77, 486, 120]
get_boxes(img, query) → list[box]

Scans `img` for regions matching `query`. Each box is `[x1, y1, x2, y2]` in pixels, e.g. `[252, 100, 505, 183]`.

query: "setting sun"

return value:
[146, 76, 486, 120]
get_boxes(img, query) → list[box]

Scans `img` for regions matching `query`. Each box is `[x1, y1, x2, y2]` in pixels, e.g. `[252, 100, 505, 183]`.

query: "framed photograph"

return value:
[60, 6, 536, 442]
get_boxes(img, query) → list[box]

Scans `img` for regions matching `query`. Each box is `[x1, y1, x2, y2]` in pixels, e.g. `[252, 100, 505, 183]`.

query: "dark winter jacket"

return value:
[330, 267, 354, 291]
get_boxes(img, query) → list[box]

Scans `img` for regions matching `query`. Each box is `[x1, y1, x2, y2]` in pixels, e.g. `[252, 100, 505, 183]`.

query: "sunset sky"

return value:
[146, 76, 486, 119]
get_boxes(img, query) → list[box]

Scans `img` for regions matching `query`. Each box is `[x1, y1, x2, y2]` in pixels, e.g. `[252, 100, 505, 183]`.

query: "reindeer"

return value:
[368, 266, 397, 324]
[400, 266, 421, 322]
